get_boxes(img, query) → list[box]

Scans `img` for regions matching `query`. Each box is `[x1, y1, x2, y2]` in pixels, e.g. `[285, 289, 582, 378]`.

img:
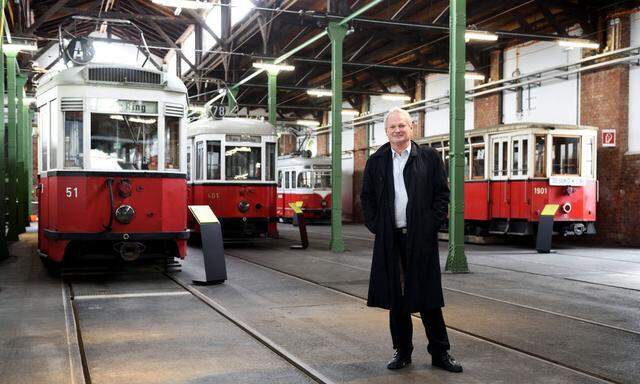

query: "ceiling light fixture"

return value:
[558, 38, 599, 50]
[3, 43, 39, 53]
[252, 62, 295, 73]
[464, 30, 499, 42]
[341, 109, 360, 116]
[307, 88, 333, 97]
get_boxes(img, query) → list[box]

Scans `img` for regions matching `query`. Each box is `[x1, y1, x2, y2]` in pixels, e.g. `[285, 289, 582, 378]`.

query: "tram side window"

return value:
[50, 101, 58, 169]
[39, 103, 49, 171]
[291, 171, 297, 188]
[266, 142, 276, 181]
[314, 172, 331, 188]
[493, 140, 509, 177]
[225, 146, 261, 180]
[90, 113, 158, 170]
[534, 136, 546, 177]
[196, 142, 204, 179]
[277, 170, 282, 187]
[186, 145, 191, 180]
[207, 141, 221, 179]
[552, 137, 580, 175]
[471, 145, 485, 179]
[464, 149, 470, 180]
[297, 171, 312, 188]
[285, 171, 290, 188]
[63, 111, 83, 169]
[165, 116, 180, 170]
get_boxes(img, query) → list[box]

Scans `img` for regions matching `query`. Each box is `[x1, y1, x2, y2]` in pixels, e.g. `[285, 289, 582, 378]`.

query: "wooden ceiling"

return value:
[8, 0, 639, 117]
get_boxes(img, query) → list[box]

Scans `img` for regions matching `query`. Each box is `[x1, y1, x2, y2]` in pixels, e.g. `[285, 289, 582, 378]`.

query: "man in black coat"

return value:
[361, 107, 462, 373]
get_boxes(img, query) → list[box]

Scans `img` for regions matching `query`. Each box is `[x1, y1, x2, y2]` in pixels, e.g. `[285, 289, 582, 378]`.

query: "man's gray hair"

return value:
[383, 107, 413, 127]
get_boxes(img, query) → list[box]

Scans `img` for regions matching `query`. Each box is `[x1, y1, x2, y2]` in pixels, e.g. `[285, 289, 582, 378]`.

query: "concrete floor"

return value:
[1, 224, 638, 383]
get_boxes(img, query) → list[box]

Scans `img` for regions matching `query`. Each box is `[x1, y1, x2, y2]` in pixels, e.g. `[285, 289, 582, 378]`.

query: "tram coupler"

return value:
[289, 202, 308, 250]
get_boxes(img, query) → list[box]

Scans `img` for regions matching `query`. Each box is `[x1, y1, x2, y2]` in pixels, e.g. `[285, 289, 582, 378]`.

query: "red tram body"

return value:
[277, 156, 332, 222]
[187, 117, 278, 237]
[419, 123, 598, 236]
[36, 64, 189, 266]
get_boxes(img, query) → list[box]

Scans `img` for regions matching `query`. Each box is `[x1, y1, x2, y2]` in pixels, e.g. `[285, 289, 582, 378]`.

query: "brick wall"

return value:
[580, 14, 636, 245]
[316, 133, 329, 156]
[278, 133, 296, 155]
[474, 50, 502, 129]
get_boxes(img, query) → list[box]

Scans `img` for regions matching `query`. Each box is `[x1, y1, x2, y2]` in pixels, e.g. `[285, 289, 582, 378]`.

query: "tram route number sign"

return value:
[64, 37, 95, 65]
[602, 129, 616, 147]
[209, 103, 227, 119]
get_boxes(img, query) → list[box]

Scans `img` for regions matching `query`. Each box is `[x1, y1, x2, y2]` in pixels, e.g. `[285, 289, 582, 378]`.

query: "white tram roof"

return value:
[420, 122, 598, 143]
[187, 117, 276, 138]
[35, 63, 187, 96]
[277, 155, 332, 168]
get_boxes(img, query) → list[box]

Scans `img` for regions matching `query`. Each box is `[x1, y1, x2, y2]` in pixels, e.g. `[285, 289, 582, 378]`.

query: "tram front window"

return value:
[90, 113, 158, 170]
[314, 172, 331, 189]
[225, 146, 261, 180]
[297, 171, 312, 188]
[552, 136, 580, 175]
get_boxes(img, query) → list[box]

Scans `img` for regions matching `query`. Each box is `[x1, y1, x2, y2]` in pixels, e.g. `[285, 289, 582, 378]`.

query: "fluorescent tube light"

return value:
[252, 62, 295, 72]
[464, 30, 499, 42]
[558, 39, 599, 50]
[3, 43, 39, 52]
[307, 88, 333, 97]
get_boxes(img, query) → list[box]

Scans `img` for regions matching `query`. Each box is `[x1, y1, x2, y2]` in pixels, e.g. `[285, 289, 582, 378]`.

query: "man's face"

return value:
[385, 112, 413, 147]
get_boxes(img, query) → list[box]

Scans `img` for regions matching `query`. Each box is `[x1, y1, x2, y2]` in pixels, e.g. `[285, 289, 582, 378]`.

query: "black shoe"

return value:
[432, 352, 463, 373]
[386, 350, 412, 370]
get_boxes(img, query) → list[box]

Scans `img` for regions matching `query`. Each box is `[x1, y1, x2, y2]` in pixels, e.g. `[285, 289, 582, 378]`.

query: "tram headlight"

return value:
[321, 199, 327, 208]
[561, 202, 572, 214]
[115, 205, 135, 224]
[238, 200, 250, 213]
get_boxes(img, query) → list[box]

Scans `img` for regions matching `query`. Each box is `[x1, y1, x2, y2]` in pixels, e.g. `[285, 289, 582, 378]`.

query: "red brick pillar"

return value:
[278, 133, 296, 155]
[414, 79, 425, 138]
[580, 15, 634, 244]
[352, 95, 369, 223]
[316, 111, 330, 156]
[474, 50, 502, 129]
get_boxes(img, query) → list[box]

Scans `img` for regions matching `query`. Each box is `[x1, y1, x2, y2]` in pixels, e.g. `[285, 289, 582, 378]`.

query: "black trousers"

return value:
[390, 230, 450, 356]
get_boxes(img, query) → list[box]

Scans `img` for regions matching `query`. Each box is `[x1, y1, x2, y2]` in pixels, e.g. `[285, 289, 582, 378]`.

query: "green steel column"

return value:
[5, 52, 19, 240]
[267, 71, 277, 126]
[444, 0, 469, 273]
[16, 74, 26, 233]
[327, 22, 347, 253]
[0, 32, 7, 258]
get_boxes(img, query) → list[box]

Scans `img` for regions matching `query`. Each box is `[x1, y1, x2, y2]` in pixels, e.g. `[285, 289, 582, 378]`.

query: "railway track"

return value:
[224, 252, 630, 384]
[61, 270, 335, 384]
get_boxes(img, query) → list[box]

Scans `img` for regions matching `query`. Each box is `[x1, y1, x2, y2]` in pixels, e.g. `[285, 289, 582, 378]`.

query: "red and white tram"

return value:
[419, 123, 597, 236]
[276, 155, 332, 222]
[186, 117, 278, 237]
[36, 64, 189, 267]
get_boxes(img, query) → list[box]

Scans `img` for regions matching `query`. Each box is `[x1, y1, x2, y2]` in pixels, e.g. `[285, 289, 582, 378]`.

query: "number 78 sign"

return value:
[601, 129, 616, 147]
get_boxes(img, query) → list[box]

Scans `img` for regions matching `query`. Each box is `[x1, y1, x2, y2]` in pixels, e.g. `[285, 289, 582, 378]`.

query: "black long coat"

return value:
[361, 141, 450, 312]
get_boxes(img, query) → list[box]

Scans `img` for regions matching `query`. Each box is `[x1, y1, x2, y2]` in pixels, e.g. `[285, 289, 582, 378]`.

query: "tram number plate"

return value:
[207, 192, 220, 199]
[210, 104, 227, 119]
[65, 187, 79, 198]
[534, 187, 547, 195]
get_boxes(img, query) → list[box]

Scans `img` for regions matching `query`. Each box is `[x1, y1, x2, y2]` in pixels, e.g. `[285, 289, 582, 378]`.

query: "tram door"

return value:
[490, 137, 510, 218]
[509, 135, 530, 219]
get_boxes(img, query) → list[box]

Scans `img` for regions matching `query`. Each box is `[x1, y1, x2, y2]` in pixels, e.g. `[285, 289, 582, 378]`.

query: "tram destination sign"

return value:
[88, 98, 158, 114]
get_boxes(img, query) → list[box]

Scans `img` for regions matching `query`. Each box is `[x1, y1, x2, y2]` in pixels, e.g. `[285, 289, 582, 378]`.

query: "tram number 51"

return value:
[65, 187, 79, 198]
[534, 187, 548, 195]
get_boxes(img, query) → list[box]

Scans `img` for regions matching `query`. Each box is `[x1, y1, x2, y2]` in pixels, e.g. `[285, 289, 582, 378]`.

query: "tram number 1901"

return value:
[534, 187, 548, 195]
[65, 187, 78, 198]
